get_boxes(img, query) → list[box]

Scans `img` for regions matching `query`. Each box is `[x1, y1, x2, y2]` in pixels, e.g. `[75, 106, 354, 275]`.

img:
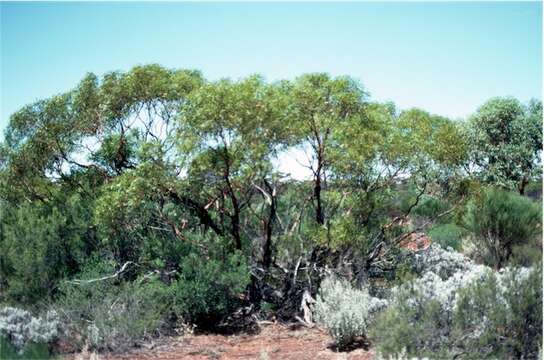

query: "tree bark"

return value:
[222, 147, 243, 251]
[230, 207, 242, 250]
[314, 173, 324, 225]
[518, 176, 529, 196]
[165, 188, 224, 237]
[262, 180, 276, 268]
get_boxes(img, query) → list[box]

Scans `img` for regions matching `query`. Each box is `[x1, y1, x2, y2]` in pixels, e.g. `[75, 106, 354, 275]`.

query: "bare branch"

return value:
[67, 262, 135, 285]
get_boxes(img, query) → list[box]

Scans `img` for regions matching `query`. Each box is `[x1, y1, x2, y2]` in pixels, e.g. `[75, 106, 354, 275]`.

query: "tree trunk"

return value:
[231, 207, 242, 251]
[518, 176, 529, 196]
[314, 168, 324, 225]
[222, 147, 242, 251]
[165, 188, 224, 237]
[262, 180, 276, 269]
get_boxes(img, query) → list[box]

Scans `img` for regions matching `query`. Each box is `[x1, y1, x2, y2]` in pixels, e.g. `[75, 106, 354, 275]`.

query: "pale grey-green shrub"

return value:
[401, 247, 534, 315]
[392, 264, 490, 314]
[378, 245, 540, 358]
[411, 244, 473, 279]
[372, 264, 540, 358]
[0, 306, 60, 353]
[57, 278, 171, 352]
[375, 347, 431, 360]
[314, 277, 387, 347]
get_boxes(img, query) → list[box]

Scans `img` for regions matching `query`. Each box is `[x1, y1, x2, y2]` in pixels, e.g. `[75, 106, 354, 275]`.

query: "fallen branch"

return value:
[300, 289, 316, 326]
[66, 262, 134, 285]
[138, 269, 178, 283]
[294, 316, 313, 327]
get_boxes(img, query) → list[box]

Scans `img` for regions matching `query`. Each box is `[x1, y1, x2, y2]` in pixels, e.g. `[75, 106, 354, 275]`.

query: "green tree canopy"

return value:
[468, 97, 542, 194]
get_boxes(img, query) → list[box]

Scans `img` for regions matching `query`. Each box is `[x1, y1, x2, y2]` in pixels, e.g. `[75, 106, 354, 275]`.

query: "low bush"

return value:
[410, 244, 472, 279]
[427, 223, 466, 251]
[370, 264, 542, 359]
[55, 260, 171, 352]
[171, 251, 250, 329]
[0, 336, 52, 360]
[314, 277, 387, 348]
[0, 306, 60, 356]
[464, 187, 541, 268]
[371, 286, 451, 358]
[453, 265, 542, 359]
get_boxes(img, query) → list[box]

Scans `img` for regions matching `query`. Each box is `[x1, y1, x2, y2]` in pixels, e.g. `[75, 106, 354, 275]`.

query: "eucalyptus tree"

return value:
[0, 65, 205, 275]
[0, 65, 203, 203]
[289, 74, 367, 227]
[178, 75, 291, 257]
[380, 107, 467, 241]
[468, 97, 542, 194]
[394, 108, 468, 191]
[327, 104, 468, 281]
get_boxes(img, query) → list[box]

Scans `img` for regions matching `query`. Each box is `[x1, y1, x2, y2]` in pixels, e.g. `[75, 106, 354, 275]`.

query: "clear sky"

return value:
[1, 1, 542, 135]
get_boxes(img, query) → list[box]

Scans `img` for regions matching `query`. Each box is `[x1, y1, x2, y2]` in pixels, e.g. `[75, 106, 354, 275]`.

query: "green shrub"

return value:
[171, 251, 250, 329]
[464, 188, 541, 268]
[413, 195, 452, 223]
[428, 223, 467, 251]
[0, 196, 92, 305]
[56, 259, 171, 352]
[0, 336, 53, 360]
[391, 258, 419, 286]
[510, 241, 543, 267]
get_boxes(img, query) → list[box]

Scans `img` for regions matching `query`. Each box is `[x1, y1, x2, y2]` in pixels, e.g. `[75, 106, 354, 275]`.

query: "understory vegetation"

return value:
[0, 65, 541, 358]
[370, 247, 542, 359]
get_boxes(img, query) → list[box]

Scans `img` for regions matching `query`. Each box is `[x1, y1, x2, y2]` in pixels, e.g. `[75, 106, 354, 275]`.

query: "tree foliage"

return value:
[468, 97, 542, 194]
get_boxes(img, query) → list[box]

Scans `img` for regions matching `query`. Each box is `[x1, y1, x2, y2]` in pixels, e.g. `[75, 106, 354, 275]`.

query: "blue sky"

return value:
[1, 2, 542, 135]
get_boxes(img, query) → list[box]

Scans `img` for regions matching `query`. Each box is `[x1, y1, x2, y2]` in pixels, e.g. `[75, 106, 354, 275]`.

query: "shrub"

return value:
[510, 240, 543, 267]
[413, 195, 452, 223]
[0, 306, 60, 354]
[0, 336, 52, 360]
[453, 266, 542, 359]
[371, 264, 542, 359]
[410, 244, 473, 279]
[0, 197, 91, 305]
[371, 286, 452, 358]
[464, 188, 541, 268]
[314, 277, 387, 348]
[427, 223, 467, 251]
[373, 251, 482, 357]
[56, 260, 171, 352]
[171, 251, 250, 329]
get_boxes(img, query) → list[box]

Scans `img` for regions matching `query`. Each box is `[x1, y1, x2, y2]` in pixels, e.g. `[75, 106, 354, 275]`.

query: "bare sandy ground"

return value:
[65, 324, 374, 360]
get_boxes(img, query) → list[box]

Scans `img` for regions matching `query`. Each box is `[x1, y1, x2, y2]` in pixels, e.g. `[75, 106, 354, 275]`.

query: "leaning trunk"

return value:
[314, 171, 324, 225]
[262, 190, 276, 269]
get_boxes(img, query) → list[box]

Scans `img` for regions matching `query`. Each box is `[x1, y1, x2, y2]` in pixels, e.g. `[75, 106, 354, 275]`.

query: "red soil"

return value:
[399, 232, 431, 252]
[67, 324, 375, 360]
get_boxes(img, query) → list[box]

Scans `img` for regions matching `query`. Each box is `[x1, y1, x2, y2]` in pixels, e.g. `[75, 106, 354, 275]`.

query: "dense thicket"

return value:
[0, 65, 541, 356]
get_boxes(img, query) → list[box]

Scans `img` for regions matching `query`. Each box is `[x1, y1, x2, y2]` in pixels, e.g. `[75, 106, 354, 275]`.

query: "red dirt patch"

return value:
[399, 232, 431, 252]
[66, 324, 375, 360]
